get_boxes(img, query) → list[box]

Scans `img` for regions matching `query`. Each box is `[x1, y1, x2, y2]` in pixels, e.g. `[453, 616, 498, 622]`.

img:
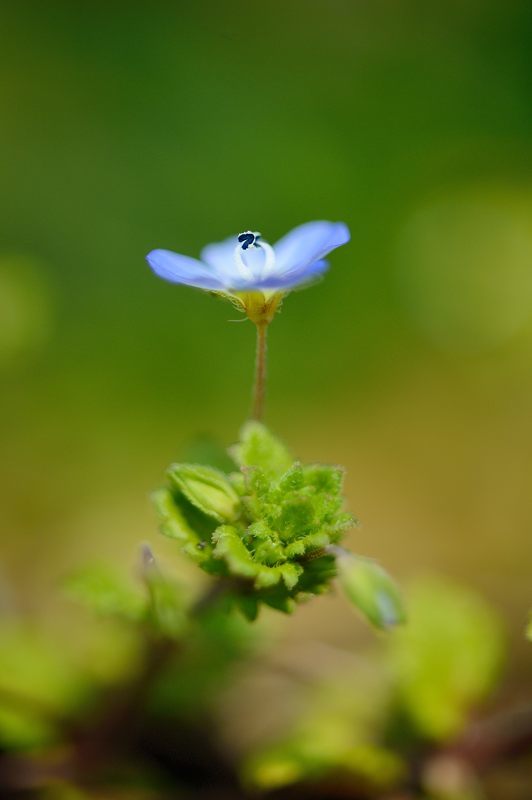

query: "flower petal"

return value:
[274, 221, 350, 272]
[257, 259, 329, 290]
[146, 249, 224, 290]
[201, 237, 236, 273]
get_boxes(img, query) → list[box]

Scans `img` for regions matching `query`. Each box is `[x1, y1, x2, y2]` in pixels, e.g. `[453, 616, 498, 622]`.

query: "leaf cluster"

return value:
[65, 424, 404, 633]
[154, 423, 354, 619]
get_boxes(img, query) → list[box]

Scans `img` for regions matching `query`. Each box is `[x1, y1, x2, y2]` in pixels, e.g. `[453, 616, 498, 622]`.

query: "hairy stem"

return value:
[252, 323, 268, 421]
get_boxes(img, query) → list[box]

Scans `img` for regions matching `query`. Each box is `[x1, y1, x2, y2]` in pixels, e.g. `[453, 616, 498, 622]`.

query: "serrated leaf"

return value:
[303, 464, 344, 495]
[167, 463, 241, 523]
[231, 422, 292, 476]
[284, 539, 306, 558]
[152, 487, 198, 542]
[260, 590, 296, 614]
[277, 464, 305, 492]
[152, 488, 213, 564]
[337, 554, 405, 630]
[255, 563, 303, 591]
[212, 525, 258, 579]
[278, 563, 303, 590]
[254, 567, 282, 589]
[236, 594, 259, 622]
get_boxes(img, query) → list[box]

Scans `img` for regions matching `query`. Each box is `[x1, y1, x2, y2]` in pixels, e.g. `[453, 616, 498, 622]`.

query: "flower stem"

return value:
[252, 323, 268, 421]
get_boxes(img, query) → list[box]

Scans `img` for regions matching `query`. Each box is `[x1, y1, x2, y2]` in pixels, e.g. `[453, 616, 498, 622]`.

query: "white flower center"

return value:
[234, 231, 276, 282]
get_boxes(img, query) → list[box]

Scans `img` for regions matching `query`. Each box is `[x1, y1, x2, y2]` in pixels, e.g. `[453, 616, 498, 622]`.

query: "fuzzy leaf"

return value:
[231, 422, 292, 476]
[167, 463, 240, 523]
[152, 488, 213, 564]
[212, 525, 258, 579]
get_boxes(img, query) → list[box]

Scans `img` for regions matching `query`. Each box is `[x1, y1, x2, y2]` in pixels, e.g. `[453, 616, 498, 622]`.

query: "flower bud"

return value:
[336, 551, 405, 630]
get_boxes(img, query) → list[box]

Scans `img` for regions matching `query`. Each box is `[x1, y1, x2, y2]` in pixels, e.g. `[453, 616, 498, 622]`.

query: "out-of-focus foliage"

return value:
[243, 579, 505, 795]
[243, 657, 403, 793]
[0, 255, 52, 367]
[0, 577, 506, 798]
[147, 606, 257, 719]
[387, 579, 504, 740]
[0, 624, 87, 748]
[64, 564, 146, 623]
[64, 557, 187, 639]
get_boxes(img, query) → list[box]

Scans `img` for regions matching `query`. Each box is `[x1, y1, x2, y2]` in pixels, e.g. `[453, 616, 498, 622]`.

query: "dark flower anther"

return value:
[238, 231, 260, 250]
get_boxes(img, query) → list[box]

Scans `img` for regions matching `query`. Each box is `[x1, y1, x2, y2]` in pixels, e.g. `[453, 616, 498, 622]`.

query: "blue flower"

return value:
[146, 220, 350, 293]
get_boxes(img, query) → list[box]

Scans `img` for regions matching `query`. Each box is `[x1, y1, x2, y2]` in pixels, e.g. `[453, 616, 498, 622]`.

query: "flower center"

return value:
[237, 231, 259, 250]
[234, 230, 276, 282]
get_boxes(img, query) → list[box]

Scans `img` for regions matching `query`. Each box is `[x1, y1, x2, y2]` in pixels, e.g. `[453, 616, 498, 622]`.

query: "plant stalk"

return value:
[252, 323, 268, 421]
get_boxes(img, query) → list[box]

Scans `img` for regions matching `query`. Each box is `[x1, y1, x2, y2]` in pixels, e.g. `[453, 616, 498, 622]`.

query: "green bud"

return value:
[167, 463, 241, 523]
[335, 551, 405, 630]
[230, 422, 292, 477]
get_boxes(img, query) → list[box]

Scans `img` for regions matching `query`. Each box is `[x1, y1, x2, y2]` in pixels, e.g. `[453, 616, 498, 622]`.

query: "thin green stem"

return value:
[252, 323, 268, 421]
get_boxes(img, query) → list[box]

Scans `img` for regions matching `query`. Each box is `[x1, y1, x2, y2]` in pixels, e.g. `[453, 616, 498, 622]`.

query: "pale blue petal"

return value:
[146, 249, 224, 290]
[274, 221, 350, 272]
[257, 259, 329, 290]
[200, 237, 236, 278]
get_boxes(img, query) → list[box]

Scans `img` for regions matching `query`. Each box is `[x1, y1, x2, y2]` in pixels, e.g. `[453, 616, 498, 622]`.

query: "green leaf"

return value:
[231, 422, 292, 477]
[235, 594, 259, 622]
[337, 553, 405, 630]
[302, 464, 344, 495]
[152, 487, 200, 542]
[389, 579, 504, 740]
[254, 565, 284, 590]
[64, 566, 145, 622]
[278, 562, 303, 590]
[212, 525, 258, 579]
[526, 612, 532, 642]
[167, 463, 241, 523]
[152, 487, 214, 563]
[260, 589, 296, 614]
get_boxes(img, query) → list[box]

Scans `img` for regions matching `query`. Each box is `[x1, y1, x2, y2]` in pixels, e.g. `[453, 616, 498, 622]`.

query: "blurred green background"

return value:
[0, 0, 531, 700]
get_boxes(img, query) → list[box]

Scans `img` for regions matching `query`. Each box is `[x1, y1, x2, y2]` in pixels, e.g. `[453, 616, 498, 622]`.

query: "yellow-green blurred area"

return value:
[0, 0, 531, 793]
